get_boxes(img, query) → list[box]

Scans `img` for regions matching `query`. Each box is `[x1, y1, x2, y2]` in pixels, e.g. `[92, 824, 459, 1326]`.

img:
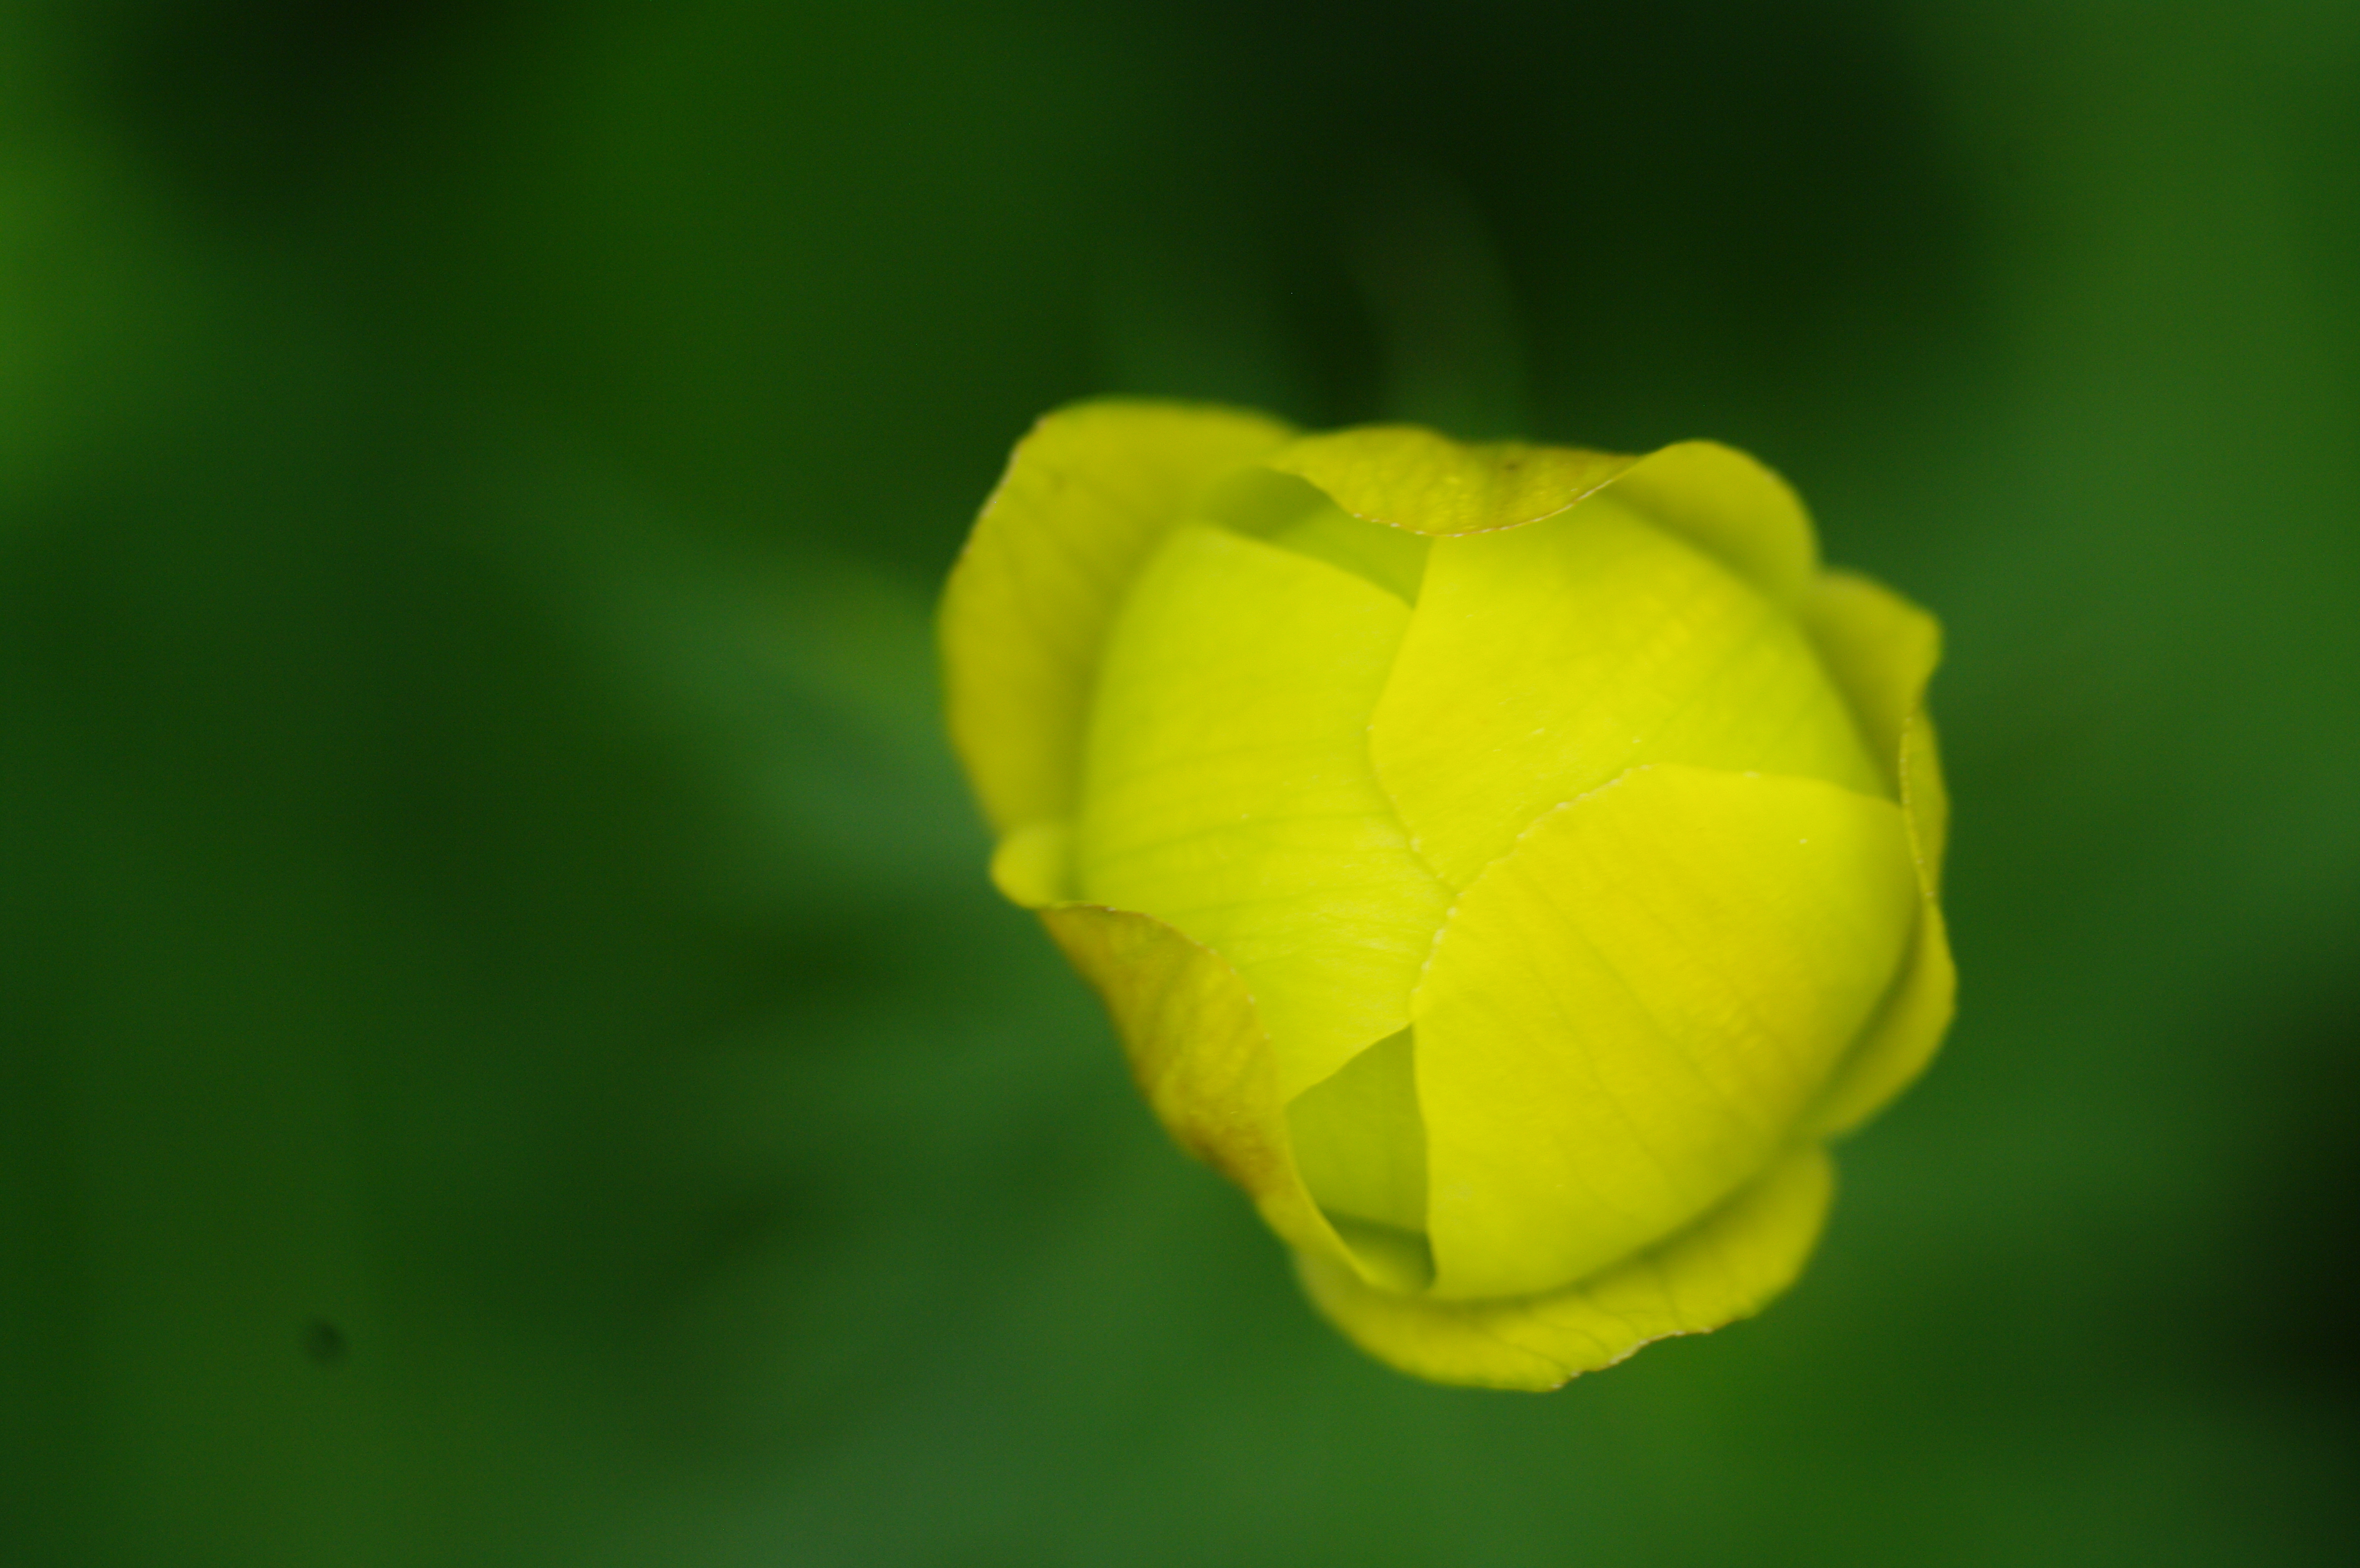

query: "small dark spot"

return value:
[304, 1318, 347, 1366]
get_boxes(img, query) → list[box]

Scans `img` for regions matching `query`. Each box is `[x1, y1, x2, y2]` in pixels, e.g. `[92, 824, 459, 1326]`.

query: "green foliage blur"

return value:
[4, 1, 2356, 1563]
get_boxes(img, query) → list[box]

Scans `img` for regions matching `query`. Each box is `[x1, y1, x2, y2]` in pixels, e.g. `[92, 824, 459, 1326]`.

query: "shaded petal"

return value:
[1604, 440, 1820, 605]
[1267, 425, 1638, 537]
[1414, 765, 1916, 1299]
[1268, 505, 1430, 603]
[1297, 1144, 1834, 1390]
[1184, 467, 1433, 603]
[1372, 495, 1884, 889]
[1800, 568, 1942, 798]
[988, 820, 1073, 908]
[1076, 524, 1451, 1098]
[1038, 902, 1354, 1272]
[1286, 1028, 1428, 1236]
[941, 400, 1293, 836]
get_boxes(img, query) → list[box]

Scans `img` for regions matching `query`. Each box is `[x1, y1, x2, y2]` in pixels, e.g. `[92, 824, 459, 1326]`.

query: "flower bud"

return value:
[940, 401, 1952, 1388]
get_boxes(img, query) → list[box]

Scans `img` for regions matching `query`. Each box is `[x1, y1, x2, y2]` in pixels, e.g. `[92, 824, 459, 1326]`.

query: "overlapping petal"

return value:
[1073, 523, 1451, 1099]
[941, 400, 1294, 836]
[1284, 1027, 1431, 1288]
[1808, 727, 1955, 1132]
[1792, 571, 1954, 1134]
[1800, 569, 1944, 799]
[1412, 764, 1918, 1298]
[1037, 902, 1354, 1272]
[1371, 493, 1884, 889]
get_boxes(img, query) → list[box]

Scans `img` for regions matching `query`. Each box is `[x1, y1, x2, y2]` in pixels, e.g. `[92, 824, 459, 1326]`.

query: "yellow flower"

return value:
[939, 400, 1953, 1389]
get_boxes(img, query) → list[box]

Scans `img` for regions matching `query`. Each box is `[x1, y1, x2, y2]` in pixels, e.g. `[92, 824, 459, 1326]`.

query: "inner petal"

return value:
[1075, 523, 1452, 1098]
[1268, 507, 1429, 603]
[1286, 1028, 1433, 1292]
[1288, 1030, 1425, 1228]
[1371, 492, 1884, 889]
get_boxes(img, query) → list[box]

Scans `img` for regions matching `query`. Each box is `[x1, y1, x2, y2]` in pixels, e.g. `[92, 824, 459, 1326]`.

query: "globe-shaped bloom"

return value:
[939, 400, 1953, 1389]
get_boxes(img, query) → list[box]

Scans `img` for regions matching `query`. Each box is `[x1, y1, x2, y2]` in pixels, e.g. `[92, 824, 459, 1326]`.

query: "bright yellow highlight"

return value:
[941, 400, 1954, 1389]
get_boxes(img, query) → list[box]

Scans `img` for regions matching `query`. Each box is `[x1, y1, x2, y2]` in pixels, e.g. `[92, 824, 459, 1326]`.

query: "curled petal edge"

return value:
[1297, 1145, 1836, 1391]
[1035, 901, 1368, 1282]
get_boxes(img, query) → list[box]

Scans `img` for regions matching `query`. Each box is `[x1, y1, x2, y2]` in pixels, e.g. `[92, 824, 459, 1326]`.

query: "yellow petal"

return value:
[1791, 573, 1954, 1133]
[1413, 765, 1916, 1299]
[1296, 1144, 1835, 1390]
[1037, 902, 1352, 1271]
[1372, 493, 1885, 889]
[1075, 524, 1452, 1098]
[1604, 440, 1820, 605]
[1285, 1028, 1428, 1237]
[1266, 424, 1639, 537]
[1799, 568, 1943, 798]
[1810, 901, 1956, 1136]
[941, 399, 1293, 837]
[1184, 466, 1433, 604]
[1809, 708, 1957, 1133]
[1267, 504, 1431, 603]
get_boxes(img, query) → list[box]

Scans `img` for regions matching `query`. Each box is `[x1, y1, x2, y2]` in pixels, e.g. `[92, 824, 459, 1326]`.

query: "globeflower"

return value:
[939, 400, 1952, 1389]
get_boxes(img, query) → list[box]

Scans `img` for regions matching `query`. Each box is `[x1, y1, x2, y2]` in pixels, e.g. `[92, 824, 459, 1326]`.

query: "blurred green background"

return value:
[5, 1, 2356, 1563]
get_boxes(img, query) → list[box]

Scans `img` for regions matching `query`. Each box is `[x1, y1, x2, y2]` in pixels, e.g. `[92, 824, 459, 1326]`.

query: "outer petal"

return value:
[1798, 573, 1955, 1134]
[1414, 765, 1916, 1299]
[1074, 525, 1450, 1098]
[940, 400, 1294, 836]
[1265, 425, 1639, 536]
[1799, 569, 1943, 800]
[1297, 1145, 1835, 1390]
[1285, 1028, 1427, 1238]
[1037, 902, 1357, 1272]
[1602, 440, 1820, 605]
[1371, 494, 1884, 889]
[1810, 712, 1956, 1134]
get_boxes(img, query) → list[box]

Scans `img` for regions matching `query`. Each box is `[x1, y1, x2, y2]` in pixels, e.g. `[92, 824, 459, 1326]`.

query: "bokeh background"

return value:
[5, 1, 2357, 1563]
